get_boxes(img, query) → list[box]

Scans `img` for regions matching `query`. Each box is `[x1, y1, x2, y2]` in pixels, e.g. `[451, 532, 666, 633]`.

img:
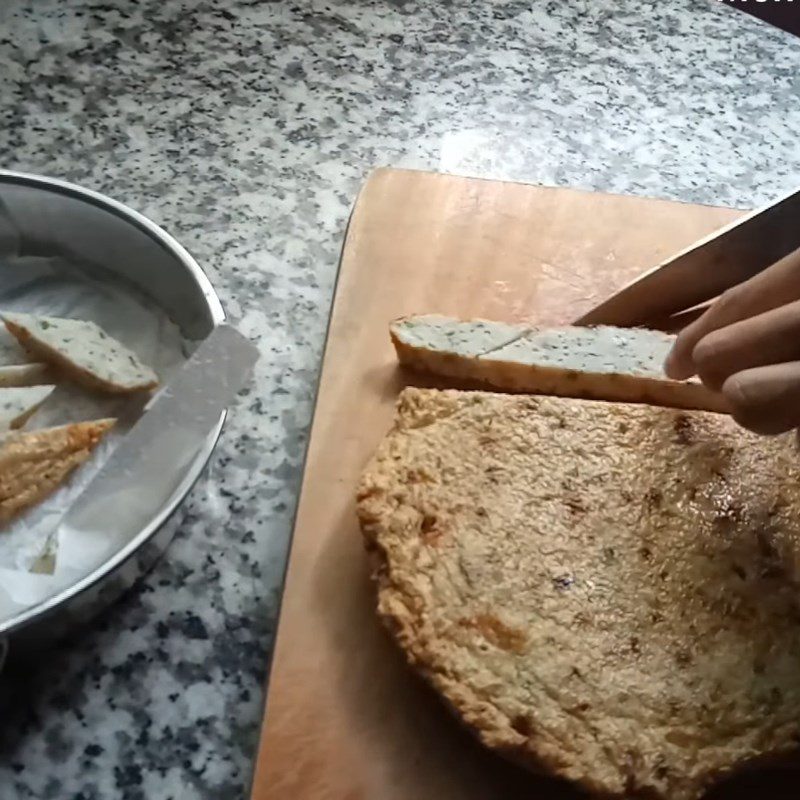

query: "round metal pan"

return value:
[0, 170, 225, 649]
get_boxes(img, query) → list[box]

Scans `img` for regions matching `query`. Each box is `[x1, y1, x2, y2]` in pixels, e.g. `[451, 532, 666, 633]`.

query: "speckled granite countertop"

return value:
[0, 0, 798, 797]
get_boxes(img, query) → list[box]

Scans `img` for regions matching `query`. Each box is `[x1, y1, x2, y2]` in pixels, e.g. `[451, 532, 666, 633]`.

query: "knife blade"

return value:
[55, 323, 258, 539]
[575, 186, 800, 327]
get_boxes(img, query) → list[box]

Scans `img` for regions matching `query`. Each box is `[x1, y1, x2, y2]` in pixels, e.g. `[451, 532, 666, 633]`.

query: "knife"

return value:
[54, 322, 258, 546]
[575, 186, 800, 327]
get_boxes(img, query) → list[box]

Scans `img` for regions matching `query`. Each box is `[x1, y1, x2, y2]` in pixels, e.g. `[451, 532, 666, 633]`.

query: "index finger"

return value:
[664, 247, 800, 380]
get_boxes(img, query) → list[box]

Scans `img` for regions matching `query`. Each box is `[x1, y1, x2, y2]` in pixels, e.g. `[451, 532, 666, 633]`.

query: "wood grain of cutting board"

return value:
[251, 168, 798, 799]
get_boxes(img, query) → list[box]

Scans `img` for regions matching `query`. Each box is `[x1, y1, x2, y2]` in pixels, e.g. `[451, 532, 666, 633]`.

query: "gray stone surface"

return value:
[0, 0, 798, 797]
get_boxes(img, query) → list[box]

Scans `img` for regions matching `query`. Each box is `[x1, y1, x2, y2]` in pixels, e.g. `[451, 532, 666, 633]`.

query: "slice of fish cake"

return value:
[0, 418, 115, 523]
[0, 385, 56, 429]
[390, 315, 727, 413]
[0, 364, 51, 388]
[0, 327, 29, 366]
[2, 312, 158, 394]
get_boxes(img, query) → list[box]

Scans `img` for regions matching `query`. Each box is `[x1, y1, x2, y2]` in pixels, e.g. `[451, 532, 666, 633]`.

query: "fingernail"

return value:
[664, 351, 690, 380]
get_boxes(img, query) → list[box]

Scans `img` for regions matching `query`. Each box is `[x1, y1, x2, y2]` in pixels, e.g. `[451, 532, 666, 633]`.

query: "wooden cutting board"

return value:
[251, 168, 794, 800]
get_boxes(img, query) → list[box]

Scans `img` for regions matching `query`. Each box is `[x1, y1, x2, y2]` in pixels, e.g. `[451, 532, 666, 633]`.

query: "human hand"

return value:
[664, 248, 800, 434]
